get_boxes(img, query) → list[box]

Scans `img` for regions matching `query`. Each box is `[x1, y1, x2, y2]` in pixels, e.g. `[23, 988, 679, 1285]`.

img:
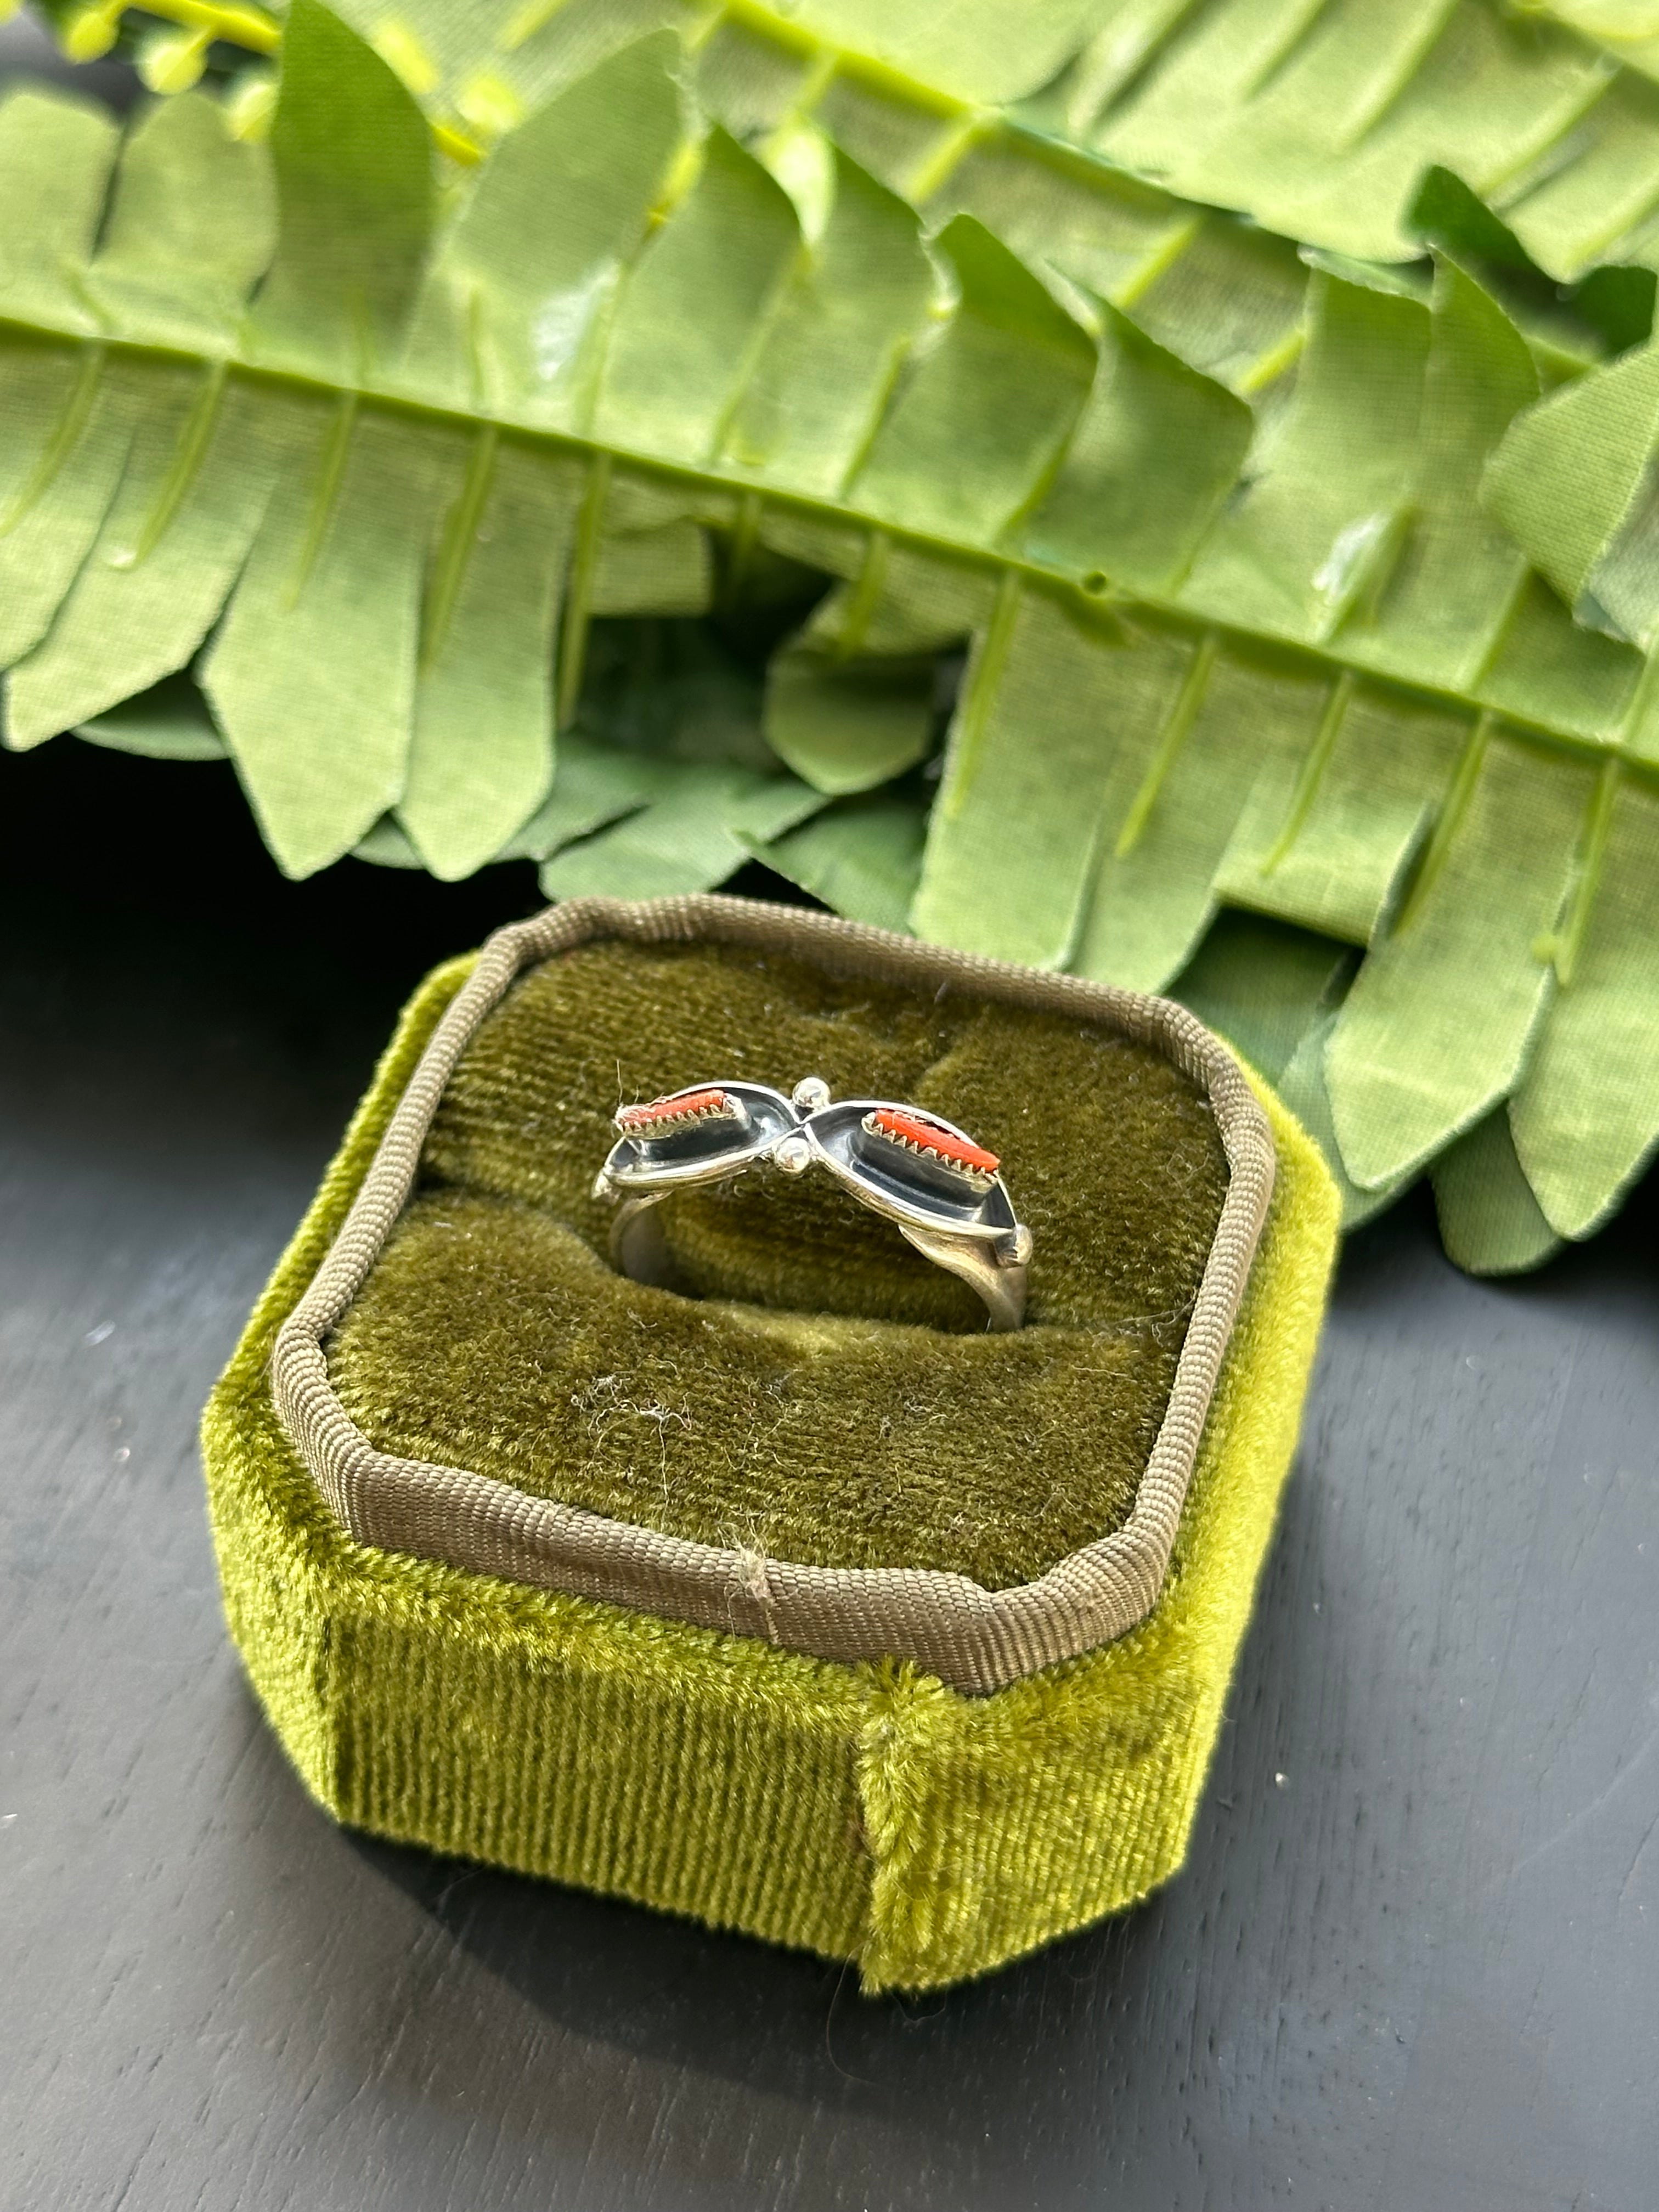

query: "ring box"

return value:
[202, 896, 1338, 1990]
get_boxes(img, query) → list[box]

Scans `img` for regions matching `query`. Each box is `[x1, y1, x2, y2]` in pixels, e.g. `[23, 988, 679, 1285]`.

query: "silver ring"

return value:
[593, 1076, 1032, 1331]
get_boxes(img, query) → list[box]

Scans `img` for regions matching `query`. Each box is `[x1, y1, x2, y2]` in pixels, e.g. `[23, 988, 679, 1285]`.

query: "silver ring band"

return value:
[594, 1076, 1032, 1331]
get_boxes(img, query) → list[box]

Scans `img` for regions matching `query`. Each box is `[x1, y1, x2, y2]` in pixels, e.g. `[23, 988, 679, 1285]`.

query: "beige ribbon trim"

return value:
[272, 894, 1277, 1695]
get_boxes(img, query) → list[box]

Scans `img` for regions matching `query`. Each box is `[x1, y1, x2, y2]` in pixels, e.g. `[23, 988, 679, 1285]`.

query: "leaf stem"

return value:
[3, 310, 1655, 796]
[1115, 630, 1218, 856]
[109, 357, 226, 571]
[421, 422, 497, 675]
[0, 344, 104, 538]
[833, 529, 890, 660]
[1549, 754, 1621, 988]
[1393, 709, 1492, 937]
[286, 391, 357, 608]
[557, 449, 611, 728]
[939, 569, 1021, 821]
[1262, 668, 1354, 873]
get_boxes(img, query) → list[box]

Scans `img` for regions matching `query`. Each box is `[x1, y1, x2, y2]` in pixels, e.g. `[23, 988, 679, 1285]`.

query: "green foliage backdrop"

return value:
[6, 0, 1659, 1268]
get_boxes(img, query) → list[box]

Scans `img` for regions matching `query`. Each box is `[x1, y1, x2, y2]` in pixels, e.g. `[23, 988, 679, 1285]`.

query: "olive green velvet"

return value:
[328, 940, 1230, 1588]
[201, 943, 1340, 1991]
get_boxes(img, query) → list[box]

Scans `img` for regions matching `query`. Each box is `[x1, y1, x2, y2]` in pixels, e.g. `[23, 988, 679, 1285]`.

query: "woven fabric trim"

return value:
[271, 894, 1277, 1695]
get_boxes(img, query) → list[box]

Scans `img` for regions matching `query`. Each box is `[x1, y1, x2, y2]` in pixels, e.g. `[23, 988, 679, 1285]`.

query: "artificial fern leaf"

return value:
[756, 790, 929, 933]
[401, 437, 583, 878]
[1324, 728, 1598, 1190]
[1022, 302, 1253, 595]
[1431, 1109, 1564, 1277]
[89, 92, 275, 347]
[1212, 680, 1465, 949]
[1178, 268, 1430, 645]
[911, 585, 1146, 972]
[854, 213, 1097, 537]
[0, 86, 117, 324]
[763, 618, 938, 796]
[1508, 768, 1659, 1239]
[198, 399, 451, 873]
[1275, 1011, 1413, 1233]
[1483, 332, 1659, 656]
[1539, 0, 1659, 82]
[1170, 911, 1355, 1092]
[49, 0, 1659, 298]
[0, 353, 155, 670]
[596, 125, 800, 464]
[499, 732, 665, 864]
[1070, 639, 1338, 992]
[5, 11, 1659, 1255]
[718, 147, 934, 497]
[399, 31, 684, 419]
[540, 759, 822, 899]
[77, 671, 228, 760]
[251, 0, 435, 379]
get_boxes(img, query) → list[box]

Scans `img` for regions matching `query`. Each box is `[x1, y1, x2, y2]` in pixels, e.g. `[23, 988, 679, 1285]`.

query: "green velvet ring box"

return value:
[202, 895, 1339, 1990]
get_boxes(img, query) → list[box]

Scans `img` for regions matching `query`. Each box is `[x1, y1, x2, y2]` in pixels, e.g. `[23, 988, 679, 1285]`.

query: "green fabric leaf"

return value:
[400, 32, 684, 419]
[1276, 1008, 1414, 1232]
[87, 93, 276, 349]
[588, 515, 713, 617]
[754, 789, 928, 933]
[540, 760, 824, 899]
[1341, 257, 1537, 692]
[1212, 675, 1464, 946]
[0, 87, 118, 328]
[771, 0, 1103, 106]
[763, 575, 937, 795]
[918, 128, 1302, 393]
[400, 436, 585, 879]
[1502, 47, 1659, 282]
[496, 729, 664, 862]
[352, 814, 427, 867]
[912, 585, 1152, 970]
[250, 0, 436, 380]
[1181, 270, 1429, 641]
[76, 670, 226, 760]
[1170, 910, 1355, 1089]
[202, 401, 460, 876]
[1509, 767, 1659, 1238]
[6, 370, 295, 746]
[1325, 726, 1598, 1188]
[1073, 639, 1335, 990]
[1482, 336, 1659, 617]
[720, 146, 935, 498]
[1020, 301, 1252, 592]
[0, 348, 145, 674]
[596, 127, 801, 466]
[850, 214, 1095, 540]
[1430, 1109, 1564, 1278]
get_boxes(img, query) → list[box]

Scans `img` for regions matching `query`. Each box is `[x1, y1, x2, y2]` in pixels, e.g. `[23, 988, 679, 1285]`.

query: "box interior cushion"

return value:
[325, 937, 1231, 1591]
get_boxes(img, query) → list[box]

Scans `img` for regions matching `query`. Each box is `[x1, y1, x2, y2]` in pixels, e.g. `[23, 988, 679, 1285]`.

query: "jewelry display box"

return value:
[202, 895, 1339, 1991]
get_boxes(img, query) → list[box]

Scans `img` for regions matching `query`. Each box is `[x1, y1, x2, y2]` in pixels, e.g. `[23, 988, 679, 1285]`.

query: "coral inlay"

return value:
[864, 1107, 1000, 1181]
[616, 1087, 735, 1136]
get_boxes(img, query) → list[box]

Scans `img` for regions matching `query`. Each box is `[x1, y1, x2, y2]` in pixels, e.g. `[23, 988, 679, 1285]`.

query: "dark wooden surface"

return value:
[3, 729, 1656, 2212]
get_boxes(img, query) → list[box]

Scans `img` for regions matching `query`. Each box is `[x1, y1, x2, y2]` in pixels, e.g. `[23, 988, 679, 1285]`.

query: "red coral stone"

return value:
[616, 1087, 731, 1132]
[866, 1107, 999, 1176]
